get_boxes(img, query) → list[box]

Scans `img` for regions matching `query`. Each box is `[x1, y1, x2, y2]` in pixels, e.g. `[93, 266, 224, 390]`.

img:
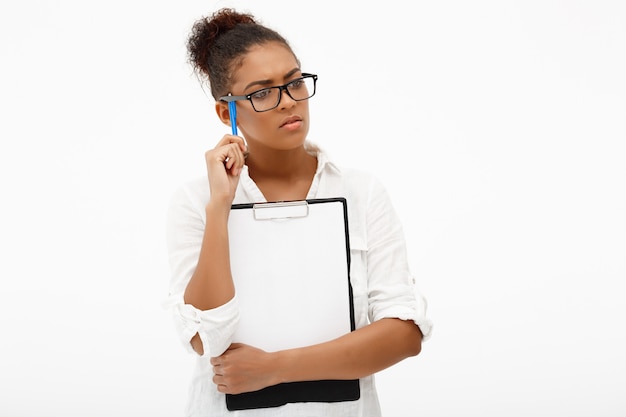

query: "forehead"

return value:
[231, 42, 299, 88]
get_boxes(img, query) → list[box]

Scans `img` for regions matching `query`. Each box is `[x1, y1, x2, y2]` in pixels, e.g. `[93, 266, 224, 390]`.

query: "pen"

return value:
[228, 101, 238, 135]
[228, 99, 248, 158]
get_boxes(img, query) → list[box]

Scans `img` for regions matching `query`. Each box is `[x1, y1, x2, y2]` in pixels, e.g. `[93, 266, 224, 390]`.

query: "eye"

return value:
[251, 88, 273, 101]
[288, 78, 305, 89]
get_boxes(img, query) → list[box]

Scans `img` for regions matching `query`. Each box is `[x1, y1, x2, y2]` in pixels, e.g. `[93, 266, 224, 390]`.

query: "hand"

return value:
[205, 135, 247, 204]
[210, 343, 278, 394]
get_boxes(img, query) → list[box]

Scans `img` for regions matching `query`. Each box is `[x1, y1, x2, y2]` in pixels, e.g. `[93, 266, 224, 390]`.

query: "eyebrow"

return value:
[243, 68, 301, 92]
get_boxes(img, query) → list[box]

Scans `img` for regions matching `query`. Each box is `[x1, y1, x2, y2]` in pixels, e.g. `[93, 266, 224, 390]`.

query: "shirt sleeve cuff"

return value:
[168, 295, 240, 357]
[370, 285, 433, 341]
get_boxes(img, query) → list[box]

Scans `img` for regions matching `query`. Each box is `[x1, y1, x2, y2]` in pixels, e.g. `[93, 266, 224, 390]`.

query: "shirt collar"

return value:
[236, 141, 342, 203]
[304, 141, 342, 176]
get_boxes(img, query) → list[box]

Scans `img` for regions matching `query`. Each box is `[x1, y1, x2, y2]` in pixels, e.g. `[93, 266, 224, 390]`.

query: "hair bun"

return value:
[188, 8, 256, 78]
[186, 7, 293, 100]
[208, 7, 256, 33]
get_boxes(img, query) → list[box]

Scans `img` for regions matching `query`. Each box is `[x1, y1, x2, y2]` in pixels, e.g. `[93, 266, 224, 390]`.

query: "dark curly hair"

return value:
[187, 8, 298, 100]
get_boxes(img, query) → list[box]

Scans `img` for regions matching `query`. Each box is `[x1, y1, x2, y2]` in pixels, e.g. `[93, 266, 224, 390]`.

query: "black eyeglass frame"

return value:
[219, 73, 318, 112]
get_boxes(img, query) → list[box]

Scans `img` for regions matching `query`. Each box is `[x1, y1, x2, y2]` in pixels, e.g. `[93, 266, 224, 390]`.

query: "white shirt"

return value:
[165, 143, 432, 416]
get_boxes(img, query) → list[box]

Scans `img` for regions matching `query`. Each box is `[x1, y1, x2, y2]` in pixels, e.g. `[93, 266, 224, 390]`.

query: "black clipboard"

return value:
[225, 198, 360, 410]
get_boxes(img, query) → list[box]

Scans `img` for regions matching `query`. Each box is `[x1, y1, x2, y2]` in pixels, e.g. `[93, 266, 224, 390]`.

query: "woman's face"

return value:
[221, 42, 310, 152]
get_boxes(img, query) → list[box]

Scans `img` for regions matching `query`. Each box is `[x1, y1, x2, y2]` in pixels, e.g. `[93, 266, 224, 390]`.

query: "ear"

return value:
[215, 101, 232, 127]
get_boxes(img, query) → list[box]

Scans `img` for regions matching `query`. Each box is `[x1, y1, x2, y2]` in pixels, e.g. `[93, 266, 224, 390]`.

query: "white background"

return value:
[1, 1, 625, 416]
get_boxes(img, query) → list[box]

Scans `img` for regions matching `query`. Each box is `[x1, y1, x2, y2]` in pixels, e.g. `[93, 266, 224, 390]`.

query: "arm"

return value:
[181, 135, 248, 355]
[278, 318, 422, 381]
[183, 202, 235, 355]
[183, 199, 235, 308]
[210, 318, 422, 394]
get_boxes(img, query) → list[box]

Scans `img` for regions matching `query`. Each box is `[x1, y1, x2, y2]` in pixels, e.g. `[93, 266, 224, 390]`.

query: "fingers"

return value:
[210, 358, 229, 393]
[206, 135, 248, 176]
[208, 344, 260, 394]
[220, 135, 247, 176]
[209, 345, 234, 393]
[212, 372, 227, 393]
[222, 144, 244, 176]
[215, 134, 247, 155]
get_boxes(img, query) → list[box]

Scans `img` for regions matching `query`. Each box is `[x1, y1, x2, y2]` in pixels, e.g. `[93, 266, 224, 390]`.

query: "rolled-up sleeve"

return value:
[163, 294, 239, 356]
[163, 183, 240, 356]
[364, 178, 433, 341]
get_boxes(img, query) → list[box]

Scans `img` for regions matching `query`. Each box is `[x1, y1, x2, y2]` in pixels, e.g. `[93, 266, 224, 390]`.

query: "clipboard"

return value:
[225, 198, 360, 410]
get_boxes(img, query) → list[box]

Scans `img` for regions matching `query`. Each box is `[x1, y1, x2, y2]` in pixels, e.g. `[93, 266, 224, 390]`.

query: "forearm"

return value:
[184, 201, 235, 311]
[274, 318, 422, 383]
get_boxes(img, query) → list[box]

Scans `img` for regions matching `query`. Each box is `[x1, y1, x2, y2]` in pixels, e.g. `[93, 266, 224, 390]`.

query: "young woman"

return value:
[166, 8, 432, 416]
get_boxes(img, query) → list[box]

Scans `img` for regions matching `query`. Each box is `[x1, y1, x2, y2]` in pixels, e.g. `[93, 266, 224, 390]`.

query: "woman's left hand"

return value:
[210, 343, 278, 394]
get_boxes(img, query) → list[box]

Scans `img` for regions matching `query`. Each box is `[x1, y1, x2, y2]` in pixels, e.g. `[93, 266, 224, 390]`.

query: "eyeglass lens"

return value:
[250, 76, 315, 111]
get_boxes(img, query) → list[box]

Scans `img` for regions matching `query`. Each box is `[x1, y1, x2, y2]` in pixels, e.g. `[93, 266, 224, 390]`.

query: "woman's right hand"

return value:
[205, 135, 248, 205]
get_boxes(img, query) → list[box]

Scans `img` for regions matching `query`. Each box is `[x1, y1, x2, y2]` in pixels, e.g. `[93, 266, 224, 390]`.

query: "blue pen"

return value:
[228, 101, 238, 135]
[227, 99, 248, 159]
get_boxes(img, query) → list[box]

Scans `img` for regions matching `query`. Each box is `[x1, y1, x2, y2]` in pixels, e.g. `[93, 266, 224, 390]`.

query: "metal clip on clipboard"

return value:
[253, 200, 309, 220]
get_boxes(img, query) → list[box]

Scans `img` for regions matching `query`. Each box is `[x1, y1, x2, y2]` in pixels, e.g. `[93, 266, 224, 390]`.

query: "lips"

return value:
[280, 115, 302, 127]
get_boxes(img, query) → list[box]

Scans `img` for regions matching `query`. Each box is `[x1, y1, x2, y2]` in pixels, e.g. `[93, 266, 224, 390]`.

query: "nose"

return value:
[278, 87, 297, 109]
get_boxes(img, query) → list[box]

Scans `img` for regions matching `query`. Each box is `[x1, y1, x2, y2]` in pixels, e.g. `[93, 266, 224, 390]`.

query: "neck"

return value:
[246, 145, 315, 181]
[245, 144, 317, 201]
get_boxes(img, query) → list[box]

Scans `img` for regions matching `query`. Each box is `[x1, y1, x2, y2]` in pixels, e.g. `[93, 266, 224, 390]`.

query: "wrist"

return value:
[205, 198, 232, 219]
[269, 349, 294, 385]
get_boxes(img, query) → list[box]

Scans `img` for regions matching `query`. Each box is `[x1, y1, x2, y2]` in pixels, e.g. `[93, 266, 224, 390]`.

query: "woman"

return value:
[166, 8, 432, 416]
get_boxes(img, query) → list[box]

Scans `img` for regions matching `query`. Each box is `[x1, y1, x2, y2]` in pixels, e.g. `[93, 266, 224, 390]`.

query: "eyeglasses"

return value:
[219, 73, 318, 112]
